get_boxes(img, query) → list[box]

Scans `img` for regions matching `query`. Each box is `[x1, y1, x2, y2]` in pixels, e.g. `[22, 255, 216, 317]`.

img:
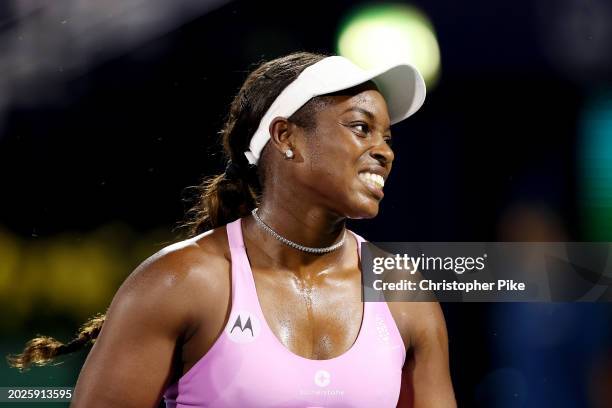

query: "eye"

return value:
[384, 136, 393, 147]
[351, 122, 370, 135]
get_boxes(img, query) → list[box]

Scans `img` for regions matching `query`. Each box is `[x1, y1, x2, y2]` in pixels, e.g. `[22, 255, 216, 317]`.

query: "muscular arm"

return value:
[392, 302, 456, 408]
[70, 241, 213, 408]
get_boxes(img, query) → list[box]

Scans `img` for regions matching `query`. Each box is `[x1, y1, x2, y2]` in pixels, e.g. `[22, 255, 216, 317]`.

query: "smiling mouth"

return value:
[358, 172, 385, 198]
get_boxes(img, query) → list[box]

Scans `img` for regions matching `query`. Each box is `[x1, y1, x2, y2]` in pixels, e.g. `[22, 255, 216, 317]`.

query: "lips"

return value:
[358, 171, 385, 199]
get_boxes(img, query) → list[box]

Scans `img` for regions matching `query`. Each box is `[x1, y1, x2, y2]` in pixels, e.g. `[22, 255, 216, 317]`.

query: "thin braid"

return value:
[6, 313, 106, 371]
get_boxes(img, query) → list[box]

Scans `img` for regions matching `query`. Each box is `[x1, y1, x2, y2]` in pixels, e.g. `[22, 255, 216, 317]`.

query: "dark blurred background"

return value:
[1, 0, 612, 407]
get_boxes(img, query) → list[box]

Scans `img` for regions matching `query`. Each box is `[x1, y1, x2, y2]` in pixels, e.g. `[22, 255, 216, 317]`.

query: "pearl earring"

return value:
[284, 149, 294, 159]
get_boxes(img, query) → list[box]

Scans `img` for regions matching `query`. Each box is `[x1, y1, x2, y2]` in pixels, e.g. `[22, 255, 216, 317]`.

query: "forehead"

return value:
[319, 83, 390, 124]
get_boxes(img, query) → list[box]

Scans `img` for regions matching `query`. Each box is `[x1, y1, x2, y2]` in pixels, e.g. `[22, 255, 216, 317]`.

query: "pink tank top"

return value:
[163, 217, 406, 407]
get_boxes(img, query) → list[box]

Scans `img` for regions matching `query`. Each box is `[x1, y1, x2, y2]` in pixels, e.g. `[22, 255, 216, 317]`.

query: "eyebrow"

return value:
[342, 106, 374, 118]
[341, 107, 391, 133]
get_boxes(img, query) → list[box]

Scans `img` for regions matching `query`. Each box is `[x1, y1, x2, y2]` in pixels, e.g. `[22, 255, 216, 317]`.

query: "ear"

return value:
[268, 116, 298, 158]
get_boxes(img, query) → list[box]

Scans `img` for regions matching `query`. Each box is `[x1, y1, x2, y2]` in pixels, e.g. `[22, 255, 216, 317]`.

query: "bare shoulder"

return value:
[123, 226, 230, 290]
[106, 226, 231, 337]
[71, 226, 233, 408]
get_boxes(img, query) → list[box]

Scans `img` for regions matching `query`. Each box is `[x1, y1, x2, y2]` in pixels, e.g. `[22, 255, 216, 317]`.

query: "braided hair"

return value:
[6, 51, 329, 370]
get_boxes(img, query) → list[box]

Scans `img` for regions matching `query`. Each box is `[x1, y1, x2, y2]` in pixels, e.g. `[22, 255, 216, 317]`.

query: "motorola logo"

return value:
[231, 315, 254, 336]
[225, 310, 261, 343]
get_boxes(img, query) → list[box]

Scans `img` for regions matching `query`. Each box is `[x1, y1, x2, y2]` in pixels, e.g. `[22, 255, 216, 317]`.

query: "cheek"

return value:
[306, 136, 356, 185]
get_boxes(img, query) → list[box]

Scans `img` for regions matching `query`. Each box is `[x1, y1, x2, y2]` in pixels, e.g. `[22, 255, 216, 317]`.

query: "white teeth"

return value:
[359, 172, 384, 189]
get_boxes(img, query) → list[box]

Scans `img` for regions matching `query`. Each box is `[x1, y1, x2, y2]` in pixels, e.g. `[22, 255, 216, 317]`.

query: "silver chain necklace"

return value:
[251, 208, 346, 254]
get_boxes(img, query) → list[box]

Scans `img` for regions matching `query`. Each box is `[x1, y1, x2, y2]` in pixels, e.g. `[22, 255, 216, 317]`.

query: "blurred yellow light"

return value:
[0, 223, 173, 329]
[337, 4, 441, 87]
[0, 229, 20, 295]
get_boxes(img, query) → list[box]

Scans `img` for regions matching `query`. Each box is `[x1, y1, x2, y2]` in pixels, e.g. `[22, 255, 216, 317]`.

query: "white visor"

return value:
[244, 55, 426, 165]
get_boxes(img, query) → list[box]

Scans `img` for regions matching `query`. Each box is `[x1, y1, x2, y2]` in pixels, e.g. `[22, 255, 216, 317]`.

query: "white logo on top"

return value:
[314, 369, 331, 387]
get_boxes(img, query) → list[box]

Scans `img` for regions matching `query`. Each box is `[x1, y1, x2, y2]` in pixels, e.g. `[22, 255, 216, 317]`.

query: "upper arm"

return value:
[395, 302, 456, 408]
[71, 243, 208, 408]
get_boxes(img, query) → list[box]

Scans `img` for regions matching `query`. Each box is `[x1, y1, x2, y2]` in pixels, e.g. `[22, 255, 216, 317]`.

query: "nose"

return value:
[370, 136, 394, 166]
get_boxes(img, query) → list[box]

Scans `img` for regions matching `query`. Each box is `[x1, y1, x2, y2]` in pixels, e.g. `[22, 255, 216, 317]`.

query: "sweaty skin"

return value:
[70, 85, 456, 408]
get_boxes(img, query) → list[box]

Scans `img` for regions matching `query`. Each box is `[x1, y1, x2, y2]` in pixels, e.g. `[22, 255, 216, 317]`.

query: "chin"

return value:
[344, 199, 380, 219]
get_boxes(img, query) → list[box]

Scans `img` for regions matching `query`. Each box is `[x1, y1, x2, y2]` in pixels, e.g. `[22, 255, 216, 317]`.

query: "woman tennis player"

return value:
[8, 52, 456, 407]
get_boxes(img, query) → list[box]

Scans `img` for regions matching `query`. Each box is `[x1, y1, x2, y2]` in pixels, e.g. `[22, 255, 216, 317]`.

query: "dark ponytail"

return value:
[185, 169, 257, 236]
[184, 51, 328, 235]
[7, 51, 327, 370]
[6, 313, 105, 370]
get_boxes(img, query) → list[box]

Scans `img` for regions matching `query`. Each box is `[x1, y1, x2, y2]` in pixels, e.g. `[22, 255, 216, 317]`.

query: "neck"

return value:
[242, 197, 348, 271]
